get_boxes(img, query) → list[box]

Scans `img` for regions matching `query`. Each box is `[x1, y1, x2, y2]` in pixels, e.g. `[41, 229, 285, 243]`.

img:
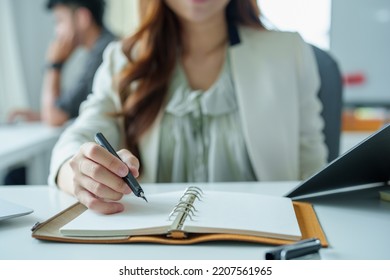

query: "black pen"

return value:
[265, 238, 321, 260]
[94, 132, 148, 202]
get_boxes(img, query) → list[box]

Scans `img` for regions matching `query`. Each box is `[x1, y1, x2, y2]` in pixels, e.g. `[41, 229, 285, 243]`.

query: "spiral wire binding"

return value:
[168, 187, 204, 233]
[181, 186, 203, 203]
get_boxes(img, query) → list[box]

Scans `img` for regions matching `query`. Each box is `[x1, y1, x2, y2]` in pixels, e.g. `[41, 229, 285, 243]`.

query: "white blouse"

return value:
[157, 55, 257, 182]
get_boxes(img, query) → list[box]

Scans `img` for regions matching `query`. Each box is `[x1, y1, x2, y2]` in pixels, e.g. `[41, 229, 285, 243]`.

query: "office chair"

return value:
[311, 45, 343, 162]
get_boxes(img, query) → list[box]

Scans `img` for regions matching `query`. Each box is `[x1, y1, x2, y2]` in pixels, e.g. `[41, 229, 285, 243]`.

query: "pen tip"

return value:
[140, 193, 148, 202]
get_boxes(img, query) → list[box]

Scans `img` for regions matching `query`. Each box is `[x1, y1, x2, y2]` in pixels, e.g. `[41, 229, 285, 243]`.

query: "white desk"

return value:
[0, 123, 62, 185]
[0, 182, 389, 260]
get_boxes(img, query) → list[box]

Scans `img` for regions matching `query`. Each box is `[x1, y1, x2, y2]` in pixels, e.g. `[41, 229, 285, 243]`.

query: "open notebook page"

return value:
[60, 191, 182, 236]
[184, 191, 301, 240]
[60, 190, 301, 240]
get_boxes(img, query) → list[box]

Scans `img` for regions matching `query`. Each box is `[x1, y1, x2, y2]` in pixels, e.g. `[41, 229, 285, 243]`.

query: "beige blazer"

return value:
[49, 27, 327, 186]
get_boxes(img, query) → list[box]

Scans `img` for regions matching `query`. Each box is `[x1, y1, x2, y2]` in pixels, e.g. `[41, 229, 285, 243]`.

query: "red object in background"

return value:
[343, 72, 366, 86]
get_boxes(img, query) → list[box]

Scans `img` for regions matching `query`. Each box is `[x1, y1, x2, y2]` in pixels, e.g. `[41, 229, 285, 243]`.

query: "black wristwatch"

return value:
[47, 62, 64, 71]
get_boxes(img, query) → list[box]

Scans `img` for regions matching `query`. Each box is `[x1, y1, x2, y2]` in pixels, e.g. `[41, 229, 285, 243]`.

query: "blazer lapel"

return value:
[229, 28, 297, 180]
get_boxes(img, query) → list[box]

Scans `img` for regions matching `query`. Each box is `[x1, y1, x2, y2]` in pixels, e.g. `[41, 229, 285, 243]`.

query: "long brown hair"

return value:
[117, 0, 263, 168]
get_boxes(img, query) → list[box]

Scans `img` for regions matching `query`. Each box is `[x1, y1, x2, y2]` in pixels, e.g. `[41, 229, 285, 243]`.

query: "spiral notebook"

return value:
[60, 187, 302, 241]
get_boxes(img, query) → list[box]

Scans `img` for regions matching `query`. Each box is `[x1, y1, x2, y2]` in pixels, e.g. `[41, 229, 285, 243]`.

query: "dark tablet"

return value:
[286, 124, 390, 199]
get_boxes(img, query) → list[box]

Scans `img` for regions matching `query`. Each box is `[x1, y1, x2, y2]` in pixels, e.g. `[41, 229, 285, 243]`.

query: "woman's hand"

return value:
[58, 142, 140, 214]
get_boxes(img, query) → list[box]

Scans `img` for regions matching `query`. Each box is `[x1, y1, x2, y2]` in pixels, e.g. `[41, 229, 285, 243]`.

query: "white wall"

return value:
[10, 0, 53, 111]
[0, 0, 29, 122]
[257, 0, 390, 107]
[257, 0, 331, 49]
[105, 0, 140, 37]
[330, 0, 390, 106]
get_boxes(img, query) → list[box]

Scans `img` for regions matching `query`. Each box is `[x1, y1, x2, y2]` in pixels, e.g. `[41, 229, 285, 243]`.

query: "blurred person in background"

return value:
[4, 0, 116, 185]
[8, 0, 116, 126]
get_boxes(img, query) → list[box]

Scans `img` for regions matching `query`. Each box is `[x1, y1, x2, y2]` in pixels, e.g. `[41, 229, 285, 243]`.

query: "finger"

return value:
[117, 149, 140, 178]
[81, 142, 129, 177]
[75, 188, 125, 214]
[77, 156, 131, 195]
[78, 175, 125, 201]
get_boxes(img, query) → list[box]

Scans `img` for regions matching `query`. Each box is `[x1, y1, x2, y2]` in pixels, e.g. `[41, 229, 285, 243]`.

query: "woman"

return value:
[50, 0, 327, 214]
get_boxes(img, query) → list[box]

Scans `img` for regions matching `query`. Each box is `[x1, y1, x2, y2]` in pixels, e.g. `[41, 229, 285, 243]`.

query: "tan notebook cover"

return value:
[31, 201, 328, 247]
